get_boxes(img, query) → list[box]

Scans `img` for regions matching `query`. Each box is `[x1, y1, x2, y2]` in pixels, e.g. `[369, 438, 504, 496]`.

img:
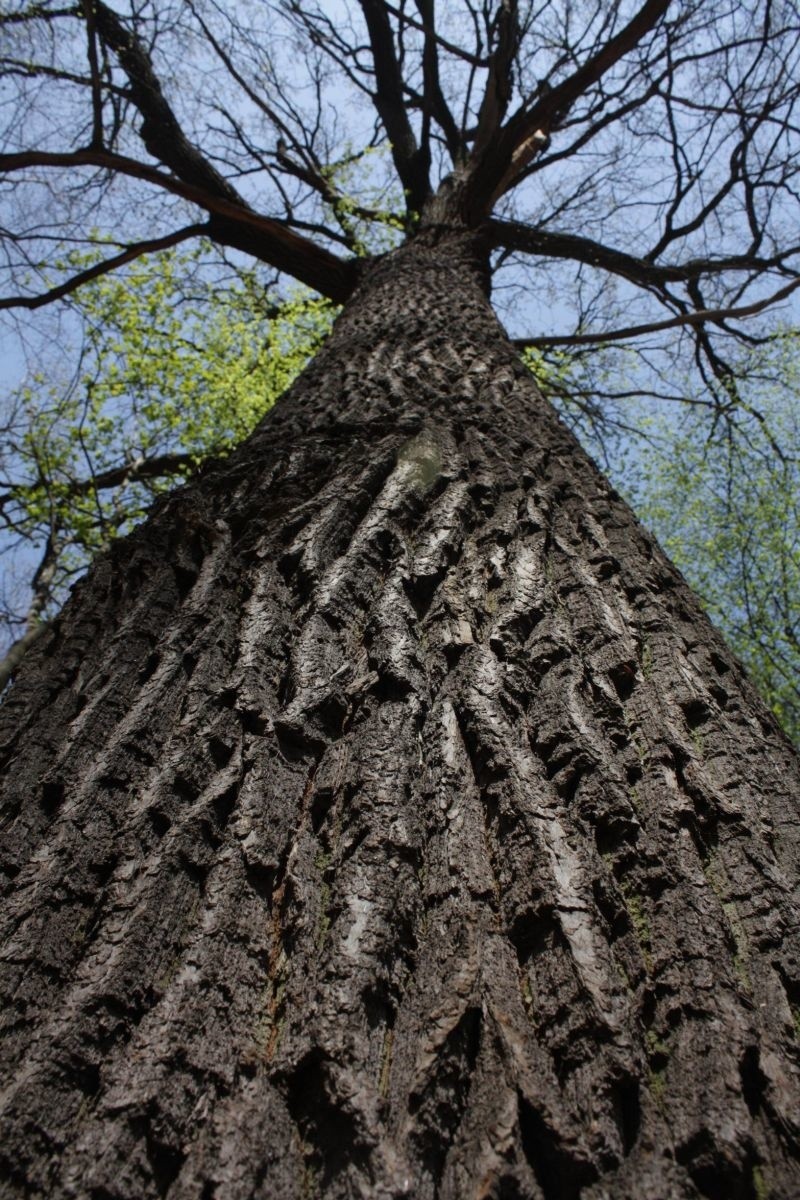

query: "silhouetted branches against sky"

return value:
[1, 0, 799, 407]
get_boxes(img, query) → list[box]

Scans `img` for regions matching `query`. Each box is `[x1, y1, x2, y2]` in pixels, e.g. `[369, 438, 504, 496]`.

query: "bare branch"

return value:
[514, 276, 800, 349]
[68, 452, 198, 495]
[472, 0, 520, 158]
[488, 218, 800, 289]
[414, 0, 465, 164]
[382, 1, 487, 67]
[81, 0, 104, 149]
[92, 0, 242, 201]
[0, 223, 209, 310]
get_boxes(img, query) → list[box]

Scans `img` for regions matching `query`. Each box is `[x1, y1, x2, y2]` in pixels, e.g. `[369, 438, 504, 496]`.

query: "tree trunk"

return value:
[1, 231, 799, 1200]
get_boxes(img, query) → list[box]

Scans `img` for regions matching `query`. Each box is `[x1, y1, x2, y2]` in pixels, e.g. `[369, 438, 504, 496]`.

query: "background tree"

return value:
[1, 3, 800, 1198]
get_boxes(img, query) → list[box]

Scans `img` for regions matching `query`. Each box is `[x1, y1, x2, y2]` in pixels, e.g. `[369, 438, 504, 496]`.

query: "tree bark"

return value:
[1, 231, 799, 1200]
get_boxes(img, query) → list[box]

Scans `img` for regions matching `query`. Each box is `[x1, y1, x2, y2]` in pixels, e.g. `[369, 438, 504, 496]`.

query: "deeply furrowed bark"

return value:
[1, 232, 799, 1199]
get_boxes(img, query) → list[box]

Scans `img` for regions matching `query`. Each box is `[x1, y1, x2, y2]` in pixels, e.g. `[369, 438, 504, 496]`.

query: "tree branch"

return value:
[87, 0, 357, 296]
[382, 1, 487, 67]
[513, 276, 800, 348]
[60, 452, 198, 497]
[468, 0, 671, 216]
[82, 0, 104, 149]
[92, 0, 242, 202]
[359, 0, 430, 213]
[472, 0, 520, 159]
[0, 224, 209, 311]
[0, 149, 357, 301]
[414, 0, 465, 163]
[488, 218, 800, 289]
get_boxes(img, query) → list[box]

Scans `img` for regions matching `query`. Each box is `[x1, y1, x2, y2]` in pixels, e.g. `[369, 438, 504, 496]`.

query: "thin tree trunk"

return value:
[1, 232, 799, 1199]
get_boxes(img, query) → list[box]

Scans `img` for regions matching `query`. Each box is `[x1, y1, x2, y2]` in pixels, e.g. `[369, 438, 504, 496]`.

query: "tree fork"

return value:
[1, 232, 799, 1199]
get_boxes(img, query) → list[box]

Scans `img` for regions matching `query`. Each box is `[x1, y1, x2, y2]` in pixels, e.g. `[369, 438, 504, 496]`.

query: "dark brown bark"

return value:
[1, 231, 799, 1199]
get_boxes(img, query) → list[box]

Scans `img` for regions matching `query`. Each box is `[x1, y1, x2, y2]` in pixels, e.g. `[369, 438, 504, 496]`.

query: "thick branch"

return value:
[92, 0, 242, 203]
[488, 219, 800, 289]
[359, 0, 430, 212]
[415, 0, 464, 163]
[0, 5, 75, 25]
[472, 0, 520, 158]
[60, 452, 197, 497]
[468, 0, 671, 217]
[0, 150, 357, 301]
[82, 0, 104, 149]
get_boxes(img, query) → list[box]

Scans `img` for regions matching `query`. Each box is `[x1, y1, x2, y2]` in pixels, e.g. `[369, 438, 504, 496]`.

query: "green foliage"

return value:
[1, 148, 404, 649]
[1, 243, 334, 629]
[521, 346, 576, 403]
[319, 146, 408, 257]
